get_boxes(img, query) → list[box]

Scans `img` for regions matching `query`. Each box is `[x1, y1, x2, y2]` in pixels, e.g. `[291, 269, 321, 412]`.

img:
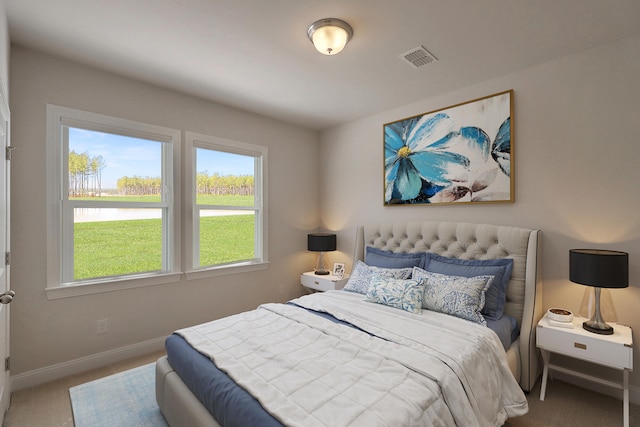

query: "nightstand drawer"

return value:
[537, 318, 633, 370]
[301, 272, 348, 291]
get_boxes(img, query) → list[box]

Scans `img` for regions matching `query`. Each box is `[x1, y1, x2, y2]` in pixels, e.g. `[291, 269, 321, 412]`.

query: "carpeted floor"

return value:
[3, 351, 165, 427]
[69, 363, 168, 427]
[505, 378, 639, 427]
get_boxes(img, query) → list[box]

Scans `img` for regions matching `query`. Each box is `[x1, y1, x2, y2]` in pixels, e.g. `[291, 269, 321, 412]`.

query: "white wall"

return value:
[320, 35, 640, 393]
[9, 46, 320, 380]
[0, 0, 8, 98]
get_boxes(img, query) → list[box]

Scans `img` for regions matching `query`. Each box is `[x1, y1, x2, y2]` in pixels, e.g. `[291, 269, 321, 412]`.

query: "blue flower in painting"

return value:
[430, 117, 511, 203]
[384, 113, 470, 203]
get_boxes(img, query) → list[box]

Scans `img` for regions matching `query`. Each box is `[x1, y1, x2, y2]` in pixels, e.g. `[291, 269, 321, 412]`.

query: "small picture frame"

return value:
[332, 262, 345, 279]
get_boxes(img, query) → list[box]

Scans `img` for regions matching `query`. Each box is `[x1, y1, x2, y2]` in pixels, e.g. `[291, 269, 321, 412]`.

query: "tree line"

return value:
[70, 150, 254, 197]
[196, 172, 254, 196]
[116, 172, 254, 196]
[117, 176, 162, 195]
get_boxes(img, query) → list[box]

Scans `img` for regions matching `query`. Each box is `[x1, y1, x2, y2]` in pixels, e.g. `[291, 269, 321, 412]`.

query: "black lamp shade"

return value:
[569, 249, 628, 289]
[307, 233, 336, 252]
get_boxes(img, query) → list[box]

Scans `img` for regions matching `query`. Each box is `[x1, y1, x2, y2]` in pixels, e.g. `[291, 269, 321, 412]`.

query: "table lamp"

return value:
[307, 233, 336, 275]
[569, 249, 628, 335]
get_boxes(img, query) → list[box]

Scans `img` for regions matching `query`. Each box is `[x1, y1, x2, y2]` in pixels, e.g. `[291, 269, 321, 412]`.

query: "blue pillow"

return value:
[423, 253, 513, 320]
[365, 246, 425, 269]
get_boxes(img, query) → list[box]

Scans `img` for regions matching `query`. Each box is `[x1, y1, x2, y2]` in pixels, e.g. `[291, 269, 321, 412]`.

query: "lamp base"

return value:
[313, 251, 330, 276]
[581, 287, 615, 335]
[583, 320, 614, 335]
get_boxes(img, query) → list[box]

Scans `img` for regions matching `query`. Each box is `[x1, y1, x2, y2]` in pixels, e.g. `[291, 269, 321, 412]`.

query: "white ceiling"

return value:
[6, 0, 640, 131]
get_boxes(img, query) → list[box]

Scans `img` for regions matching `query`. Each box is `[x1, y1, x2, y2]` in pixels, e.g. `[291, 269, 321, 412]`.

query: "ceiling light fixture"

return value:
[307, 18, 353, 55]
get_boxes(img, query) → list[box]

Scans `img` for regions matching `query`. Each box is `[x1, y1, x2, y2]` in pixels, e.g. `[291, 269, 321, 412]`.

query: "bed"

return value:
[156, 221, 543, 427]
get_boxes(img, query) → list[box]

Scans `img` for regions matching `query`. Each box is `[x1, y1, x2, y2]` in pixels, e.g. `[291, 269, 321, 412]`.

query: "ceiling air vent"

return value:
[399, 46, 438, 69]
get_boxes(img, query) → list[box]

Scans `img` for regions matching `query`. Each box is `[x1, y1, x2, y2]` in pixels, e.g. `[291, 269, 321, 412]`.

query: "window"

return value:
[46, 105, 182, 298]
[185, 132, 267, 276]
[46, 106, 268, 299]
[68, 134, 167, 280]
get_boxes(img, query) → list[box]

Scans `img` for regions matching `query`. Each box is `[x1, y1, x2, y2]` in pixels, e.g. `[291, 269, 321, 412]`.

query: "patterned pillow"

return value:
[423, 253, 513, 320]
[343, 260, 413, 295]
[412, 267, 494, 325]
[365, 274, 426, 314]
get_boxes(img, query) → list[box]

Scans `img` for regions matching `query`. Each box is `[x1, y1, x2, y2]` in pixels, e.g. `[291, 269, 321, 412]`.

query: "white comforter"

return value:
[176, 291, 528, 427]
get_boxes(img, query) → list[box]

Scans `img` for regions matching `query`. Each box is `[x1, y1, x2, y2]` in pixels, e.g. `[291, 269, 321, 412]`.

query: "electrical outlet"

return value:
[96, 319, 109, 334]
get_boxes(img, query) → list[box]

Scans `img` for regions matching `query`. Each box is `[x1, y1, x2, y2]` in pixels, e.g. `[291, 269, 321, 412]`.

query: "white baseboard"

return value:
[551, 370, 640, 406]
[10, 336, 166, 391]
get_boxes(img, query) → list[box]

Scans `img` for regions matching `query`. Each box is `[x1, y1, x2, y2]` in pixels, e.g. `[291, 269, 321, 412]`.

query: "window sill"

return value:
[45, 273, 183, 300]
[45, 262, 270, 300]
[185, 261, 269, 281]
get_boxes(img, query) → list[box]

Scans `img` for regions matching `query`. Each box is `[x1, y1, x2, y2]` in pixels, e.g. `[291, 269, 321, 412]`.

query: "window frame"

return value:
[46, 105, 183, 299]
[46, 106, 269, 299]
[184, 131, 268, 280]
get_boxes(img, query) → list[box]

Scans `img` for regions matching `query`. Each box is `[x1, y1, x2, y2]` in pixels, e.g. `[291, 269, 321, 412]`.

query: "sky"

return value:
[69, 127, 253, 189]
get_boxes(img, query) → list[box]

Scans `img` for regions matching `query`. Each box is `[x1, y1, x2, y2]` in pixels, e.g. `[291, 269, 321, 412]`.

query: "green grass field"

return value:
[74, 214, 255, 280]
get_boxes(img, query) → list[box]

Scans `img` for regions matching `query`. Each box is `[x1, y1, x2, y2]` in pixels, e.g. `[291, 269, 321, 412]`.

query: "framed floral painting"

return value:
[383, 90, 514, 205]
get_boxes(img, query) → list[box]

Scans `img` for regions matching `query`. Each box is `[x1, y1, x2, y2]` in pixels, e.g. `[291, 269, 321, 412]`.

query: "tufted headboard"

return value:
[353, 221, 543, 392]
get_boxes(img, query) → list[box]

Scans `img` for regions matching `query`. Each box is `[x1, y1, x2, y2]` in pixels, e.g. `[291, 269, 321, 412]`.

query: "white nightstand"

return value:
[537, 314, 633, 427]
[301, 271, 349, 292]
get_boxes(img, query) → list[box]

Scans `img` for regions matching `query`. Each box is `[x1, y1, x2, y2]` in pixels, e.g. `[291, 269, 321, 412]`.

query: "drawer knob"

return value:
[574, 342, 587, 350]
